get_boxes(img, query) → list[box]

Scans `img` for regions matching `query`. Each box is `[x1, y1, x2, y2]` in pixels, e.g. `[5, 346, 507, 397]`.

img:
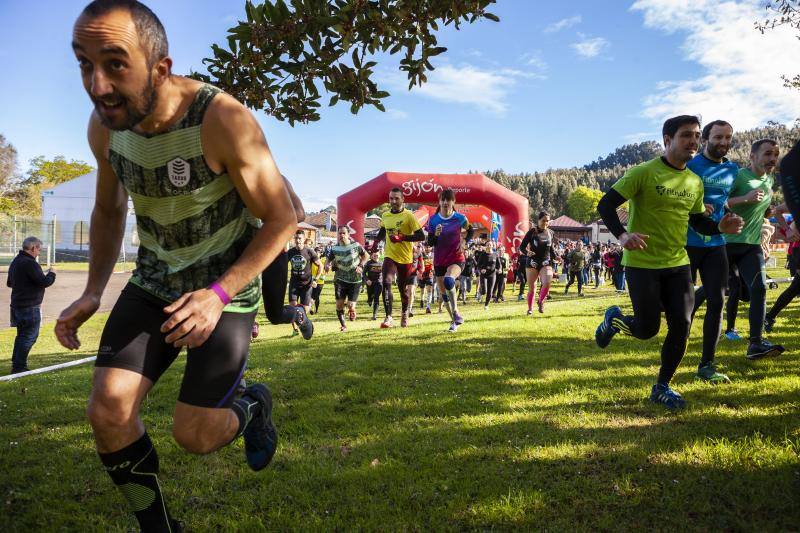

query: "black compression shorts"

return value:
[288, 280, 313, 306]
[334, 280, 361, 302]
[95, 283, 254, 409]
[434, 262, 465, 277]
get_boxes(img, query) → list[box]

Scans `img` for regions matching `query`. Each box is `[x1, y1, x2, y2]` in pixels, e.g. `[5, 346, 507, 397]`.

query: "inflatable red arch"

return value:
[337, 172, 530, 251]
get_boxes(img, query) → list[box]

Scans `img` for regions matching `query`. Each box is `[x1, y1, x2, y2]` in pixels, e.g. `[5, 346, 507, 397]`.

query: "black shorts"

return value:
[95, 283, 254, 409]
[420, 278, 434, 287]
[434, 262, 465, 277]
[288, 280, 313, 306]
[526, 257, 552, 270]
[334, 280, 361, 301]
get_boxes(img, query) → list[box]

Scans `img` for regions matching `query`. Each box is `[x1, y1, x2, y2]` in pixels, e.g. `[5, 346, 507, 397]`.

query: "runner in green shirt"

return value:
[725, 139, 785, 359]
[594, 115, 743, 410]
[326, 226, 368, 331]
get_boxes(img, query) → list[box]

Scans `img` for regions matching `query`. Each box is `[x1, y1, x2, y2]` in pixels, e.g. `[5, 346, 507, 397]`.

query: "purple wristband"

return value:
[208, 282, 232, 305]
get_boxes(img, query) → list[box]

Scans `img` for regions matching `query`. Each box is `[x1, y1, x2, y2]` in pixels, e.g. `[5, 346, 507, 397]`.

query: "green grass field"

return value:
[1, 270, 798, 531]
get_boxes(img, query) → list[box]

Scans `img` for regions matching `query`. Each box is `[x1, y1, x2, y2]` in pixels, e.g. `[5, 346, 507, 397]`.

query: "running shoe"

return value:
[448, 322, 458, 333]
[400, 312, 409, 328]
[526, 309, 533, 316]
[764, 315, 775, 333]
[517, 294, 525, 301]
[484, 305, 489, 311]
[251, 322, 259, 339]
[537, 300, 544, 313]
[348, 307, 356, 322]
[241, 383, 278, 471]
[371, 312, 378, 321]
[380, 316, 394, 328]
[595, 306, 623, 349]
[746, 339, 785, 360]
[340, 325, 347, 332]
[294, 307, 314, 340]
[724, 329, 742, 341]
[695, 361, 731, 384]
[426, 306, 432, 314]
[453, 311, 464, 325]
[409, 310, 414, 318]
[649, 383, 686, 410]
[291, 329, 299, 337]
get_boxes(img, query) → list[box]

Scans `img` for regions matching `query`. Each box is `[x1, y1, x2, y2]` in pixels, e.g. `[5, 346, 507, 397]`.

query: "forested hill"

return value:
[485, 122, 799, 215]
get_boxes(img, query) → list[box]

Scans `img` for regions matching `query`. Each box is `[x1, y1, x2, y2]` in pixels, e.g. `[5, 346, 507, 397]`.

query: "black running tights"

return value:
[622, 266, 693, 385]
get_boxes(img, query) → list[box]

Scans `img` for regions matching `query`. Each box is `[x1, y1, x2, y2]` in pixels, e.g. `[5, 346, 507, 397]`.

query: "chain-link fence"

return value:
[0, 214, 138, 271]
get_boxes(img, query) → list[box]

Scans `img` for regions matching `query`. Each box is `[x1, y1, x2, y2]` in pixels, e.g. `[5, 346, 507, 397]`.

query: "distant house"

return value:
[590, 208, 627, 244]
[305, 211, 337, 232]
[549, 215, 591, 242]
[40, 171, 138, 259]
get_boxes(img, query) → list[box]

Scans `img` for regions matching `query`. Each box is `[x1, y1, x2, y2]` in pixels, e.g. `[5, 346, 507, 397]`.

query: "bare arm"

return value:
[203, 95, 297, 301]
[84, 121, 128, 301]
[55, 113, 128, 349]
[282, 175, 305, 223]
[161, 93, 297, 348]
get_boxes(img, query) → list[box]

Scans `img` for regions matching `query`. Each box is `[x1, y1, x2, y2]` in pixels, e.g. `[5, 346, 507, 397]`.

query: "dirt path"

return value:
[1, 271, 130, 327]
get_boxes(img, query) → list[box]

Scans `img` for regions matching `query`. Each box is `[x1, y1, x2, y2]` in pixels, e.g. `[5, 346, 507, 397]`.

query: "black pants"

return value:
[494, 273, 506, 300]
[367, 281, 383, 315]
[517, 268, 526, 296]
[767, 249, 800, 320]
[619, 266, 693, 385]
[261, 251, 290, 324]
[726, 244, 767, 342]
[688, 245, 728, 364]
[481, 272, 496, 306]
[565, 271, 583, 293]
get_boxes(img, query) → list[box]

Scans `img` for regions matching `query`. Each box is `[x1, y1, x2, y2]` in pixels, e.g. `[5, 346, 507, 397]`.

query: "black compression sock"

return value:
[383, 285, 393, 316]
[98, 433, 175, 533]
[337, 309, 346, 327]
[231, 393, 262, 442]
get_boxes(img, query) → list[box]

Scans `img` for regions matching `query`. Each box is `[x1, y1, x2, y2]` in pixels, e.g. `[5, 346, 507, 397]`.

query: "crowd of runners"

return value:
[264, 191, 632, 336]
[43, 1, 800, 531]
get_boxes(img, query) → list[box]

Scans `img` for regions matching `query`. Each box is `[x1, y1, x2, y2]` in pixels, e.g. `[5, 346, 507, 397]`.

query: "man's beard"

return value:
[707, 143, 729, 160]
[94, 76, 157, 131]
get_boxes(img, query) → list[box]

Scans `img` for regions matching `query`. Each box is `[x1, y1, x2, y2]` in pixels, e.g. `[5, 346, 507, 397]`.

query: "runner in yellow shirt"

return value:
[373, 187, 425, 327]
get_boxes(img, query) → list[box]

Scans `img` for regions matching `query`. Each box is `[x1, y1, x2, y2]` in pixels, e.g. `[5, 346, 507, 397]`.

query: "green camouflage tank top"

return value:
[109, 84, 261, 311]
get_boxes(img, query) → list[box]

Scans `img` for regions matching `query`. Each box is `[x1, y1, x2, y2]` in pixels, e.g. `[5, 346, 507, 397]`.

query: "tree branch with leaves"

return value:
[191, 0, 498, 125]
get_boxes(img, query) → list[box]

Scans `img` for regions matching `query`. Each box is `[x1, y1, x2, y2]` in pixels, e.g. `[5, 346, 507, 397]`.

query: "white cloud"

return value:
[415, 65, 513, 114]
[623, 131, 659, 144]
[384, 109, 409, 120]
[571, 34, 610, 58]
[383, 62, 544, 116]
[520, 50, 549, 76]
[631, 0, 800, 129]
[544, 15, 582, 34]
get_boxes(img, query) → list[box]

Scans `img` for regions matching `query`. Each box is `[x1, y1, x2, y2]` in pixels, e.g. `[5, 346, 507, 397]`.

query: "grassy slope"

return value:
[1, 267, 798, 531]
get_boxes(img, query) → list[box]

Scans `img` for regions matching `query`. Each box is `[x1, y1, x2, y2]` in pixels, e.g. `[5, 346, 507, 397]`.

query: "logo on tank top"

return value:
[167, 157, 191, 187]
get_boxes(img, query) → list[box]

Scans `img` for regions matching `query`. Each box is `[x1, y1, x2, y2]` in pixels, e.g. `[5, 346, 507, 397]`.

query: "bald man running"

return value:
[57, 1, 296, 530]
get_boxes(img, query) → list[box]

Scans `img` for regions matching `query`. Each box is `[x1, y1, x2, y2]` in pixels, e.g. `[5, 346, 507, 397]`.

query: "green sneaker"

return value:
[696, 362, 731, 384]
[291, 329, 299, 337]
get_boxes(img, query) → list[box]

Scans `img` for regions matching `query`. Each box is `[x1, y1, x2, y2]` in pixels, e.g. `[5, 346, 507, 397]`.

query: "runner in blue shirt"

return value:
[685, 120, 738, 384]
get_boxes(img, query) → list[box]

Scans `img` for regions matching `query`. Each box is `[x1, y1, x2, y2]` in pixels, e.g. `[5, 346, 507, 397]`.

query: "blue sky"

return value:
[2, 0, 799, 210]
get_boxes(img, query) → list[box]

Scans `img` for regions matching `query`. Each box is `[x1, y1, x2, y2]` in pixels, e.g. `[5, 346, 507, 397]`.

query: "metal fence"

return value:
[0, 214, 137, 271]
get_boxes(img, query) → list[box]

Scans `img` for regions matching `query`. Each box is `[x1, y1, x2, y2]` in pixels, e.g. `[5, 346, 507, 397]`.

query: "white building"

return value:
[41, 171, 139, 257]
